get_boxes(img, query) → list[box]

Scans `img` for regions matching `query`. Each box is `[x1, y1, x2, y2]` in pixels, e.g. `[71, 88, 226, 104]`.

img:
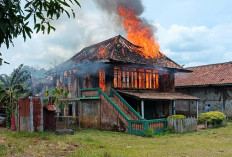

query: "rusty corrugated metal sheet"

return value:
[18, 97, 30, 131]
[18, 96, 43, 132]
[32, 97, 42, 132]
[43, 106, 56, 131]
[18, 98, 30, 117]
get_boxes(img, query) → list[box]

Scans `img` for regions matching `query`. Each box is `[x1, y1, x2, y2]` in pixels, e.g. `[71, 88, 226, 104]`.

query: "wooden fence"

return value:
[167, 117, 197, 134]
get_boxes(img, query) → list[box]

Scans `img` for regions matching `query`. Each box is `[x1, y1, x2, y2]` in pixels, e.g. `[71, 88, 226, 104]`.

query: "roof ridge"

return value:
[186, 61, 232, 69]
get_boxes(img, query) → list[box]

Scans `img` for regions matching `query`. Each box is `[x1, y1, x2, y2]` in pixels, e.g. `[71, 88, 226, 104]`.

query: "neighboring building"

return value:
[47, 35, 199, 134]
[175, 62, 232, 118]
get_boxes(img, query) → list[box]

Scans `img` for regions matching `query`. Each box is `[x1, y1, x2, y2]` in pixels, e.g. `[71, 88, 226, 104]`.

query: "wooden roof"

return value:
[48, 35, 184, 73]
[118, 90, 200, 100]
[175, 61, 232, 87]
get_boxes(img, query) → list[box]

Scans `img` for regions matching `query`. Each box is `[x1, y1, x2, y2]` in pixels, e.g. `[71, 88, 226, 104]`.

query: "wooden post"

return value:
[173, 100, 176, 115]
[141, 100, 144, 119]
[189, 101, 191, 116]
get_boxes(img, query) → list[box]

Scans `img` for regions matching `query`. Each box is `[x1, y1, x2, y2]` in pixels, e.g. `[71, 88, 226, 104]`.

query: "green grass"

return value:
[1, 124, 232, 157]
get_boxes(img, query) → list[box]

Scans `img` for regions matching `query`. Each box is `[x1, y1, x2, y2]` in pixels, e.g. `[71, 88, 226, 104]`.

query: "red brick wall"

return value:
[100, 95, 118, 131]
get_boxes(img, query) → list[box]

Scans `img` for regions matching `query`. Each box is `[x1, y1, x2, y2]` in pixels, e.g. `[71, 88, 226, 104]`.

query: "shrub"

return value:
[198, 111, 226, 126]
[165, 126, 174, 134]
[167, 115, 186, 120]
[145, 128, 154, 137]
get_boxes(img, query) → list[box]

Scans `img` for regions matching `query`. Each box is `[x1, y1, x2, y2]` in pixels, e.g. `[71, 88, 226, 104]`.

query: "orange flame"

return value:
[118, 6, 163, 58]
[97, 47, 107, 59]
[99, 70, 106, 92]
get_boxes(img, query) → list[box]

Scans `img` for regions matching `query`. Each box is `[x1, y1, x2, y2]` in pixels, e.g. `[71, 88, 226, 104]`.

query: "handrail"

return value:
[98, 88, 130, 122]
[129, 118, 167, 123]
[78, 88, 167, 135]
[110, 88, 143, 120]
[79, 88, 100, 97]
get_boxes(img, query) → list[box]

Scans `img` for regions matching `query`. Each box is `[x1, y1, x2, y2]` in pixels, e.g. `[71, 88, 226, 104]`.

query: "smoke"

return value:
[93, 0, 157, 36]
[93, 0, 144, 16]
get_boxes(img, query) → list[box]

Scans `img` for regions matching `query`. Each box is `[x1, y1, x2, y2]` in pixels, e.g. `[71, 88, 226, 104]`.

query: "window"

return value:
[99, 70, 105, 92]
[113, 66, 159, 90]
[122, 71, 126, 88]
[114, 70, 118, 88]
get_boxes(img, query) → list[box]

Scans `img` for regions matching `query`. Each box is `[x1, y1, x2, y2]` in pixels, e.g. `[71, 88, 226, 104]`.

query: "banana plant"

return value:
[43, 87, 70, 111]
[0, 64, 31, 128]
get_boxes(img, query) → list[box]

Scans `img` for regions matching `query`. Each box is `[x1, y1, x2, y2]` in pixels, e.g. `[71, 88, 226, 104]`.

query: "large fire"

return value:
[97, 47, 107, 59]
[118, 6, 163, 59]
[99, 70, 106, 92]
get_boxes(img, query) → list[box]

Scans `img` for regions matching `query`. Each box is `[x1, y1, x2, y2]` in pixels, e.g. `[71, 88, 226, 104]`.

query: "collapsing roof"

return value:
[175, 61, 232, 87]
[48, 35, 185, 73]
[118, 90, 200, 100]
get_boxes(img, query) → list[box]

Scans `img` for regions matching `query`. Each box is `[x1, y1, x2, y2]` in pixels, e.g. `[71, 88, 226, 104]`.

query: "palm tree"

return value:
[0, 64, 31, 128]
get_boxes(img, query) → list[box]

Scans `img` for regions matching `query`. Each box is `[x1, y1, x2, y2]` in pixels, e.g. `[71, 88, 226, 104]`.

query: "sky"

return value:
[1, 0, 232, 74]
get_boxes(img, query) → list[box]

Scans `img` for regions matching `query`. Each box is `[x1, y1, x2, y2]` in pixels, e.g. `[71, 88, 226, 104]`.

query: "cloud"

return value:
[156, 23, 232, 67]
[0, 0, 232, 75]
[0, 0, 126, 74]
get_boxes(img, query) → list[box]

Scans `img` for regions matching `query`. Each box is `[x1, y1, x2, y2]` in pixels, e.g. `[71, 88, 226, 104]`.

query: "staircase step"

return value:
[110, 97, 134, 120]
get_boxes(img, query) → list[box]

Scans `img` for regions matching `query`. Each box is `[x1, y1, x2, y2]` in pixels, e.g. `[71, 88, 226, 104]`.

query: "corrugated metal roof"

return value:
[175, 62, 232, 87]
[118, 90, 200, 100]
[48, 35, 184, 73]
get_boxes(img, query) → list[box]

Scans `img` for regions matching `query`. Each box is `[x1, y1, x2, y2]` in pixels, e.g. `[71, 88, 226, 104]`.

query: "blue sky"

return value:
[1, 0, 232, 74]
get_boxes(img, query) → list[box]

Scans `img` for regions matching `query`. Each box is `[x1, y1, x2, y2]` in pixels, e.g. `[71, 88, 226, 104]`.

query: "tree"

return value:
[0, 0, 81, 49]
[0, 64, 31, 128]
[43, 87, 70, 114]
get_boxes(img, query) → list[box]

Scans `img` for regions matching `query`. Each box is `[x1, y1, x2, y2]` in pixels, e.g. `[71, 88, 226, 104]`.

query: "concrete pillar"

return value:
[196, 100, 199, 118]
[141, 100, 144, 119]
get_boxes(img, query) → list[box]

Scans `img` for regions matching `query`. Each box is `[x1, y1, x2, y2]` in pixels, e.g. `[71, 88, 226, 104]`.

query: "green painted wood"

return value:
[99, 89, 130, 122]
[78, 96, 100, 100]
[79, 88, 101, 97]
[111, 88, 143, 120]
[78, 88, 167, 136]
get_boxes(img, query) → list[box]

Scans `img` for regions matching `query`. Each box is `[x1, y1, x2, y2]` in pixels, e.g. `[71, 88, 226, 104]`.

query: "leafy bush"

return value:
[165, 126, 174, 134]
[145, 128, 154, 137]
[167, 115, 186, 120]
[198, 111, 226, 126]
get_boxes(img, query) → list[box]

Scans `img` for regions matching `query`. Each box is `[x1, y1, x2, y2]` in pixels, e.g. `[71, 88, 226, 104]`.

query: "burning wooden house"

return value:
[47, 35, 199, 135]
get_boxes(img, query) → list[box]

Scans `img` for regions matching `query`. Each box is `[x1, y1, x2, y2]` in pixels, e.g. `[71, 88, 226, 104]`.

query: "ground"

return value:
[1, 124, 232, 157]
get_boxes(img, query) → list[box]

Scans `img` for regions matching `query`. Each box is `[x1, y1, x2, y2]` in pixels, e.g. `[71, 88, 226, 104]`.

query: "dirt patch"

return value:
[0, 137, 5, 143]
[197, 124, 206, 130]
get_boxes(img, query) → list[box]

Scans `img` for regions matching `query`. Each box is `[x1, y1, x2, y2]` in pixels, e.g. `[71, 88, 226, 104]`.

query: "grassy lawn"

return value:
[1, 124, 232, 157]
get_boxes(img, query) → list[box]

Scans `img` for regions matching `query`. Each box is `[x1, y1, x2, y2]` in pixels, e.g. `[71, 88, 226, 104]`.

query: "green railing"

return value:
[79, 88, 100, 97]
[79, 88, 130, 126]
[110, 88, 143, 120]
[129, 119, 167, 135]
[98, 88, 130, 122]
[78, 88, 167, 135]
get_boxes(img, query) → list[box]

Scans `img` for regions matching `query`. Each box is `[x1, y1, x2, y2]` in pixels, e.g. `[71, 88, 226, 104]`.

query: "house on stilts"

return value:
[47, 35, 199, 135]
